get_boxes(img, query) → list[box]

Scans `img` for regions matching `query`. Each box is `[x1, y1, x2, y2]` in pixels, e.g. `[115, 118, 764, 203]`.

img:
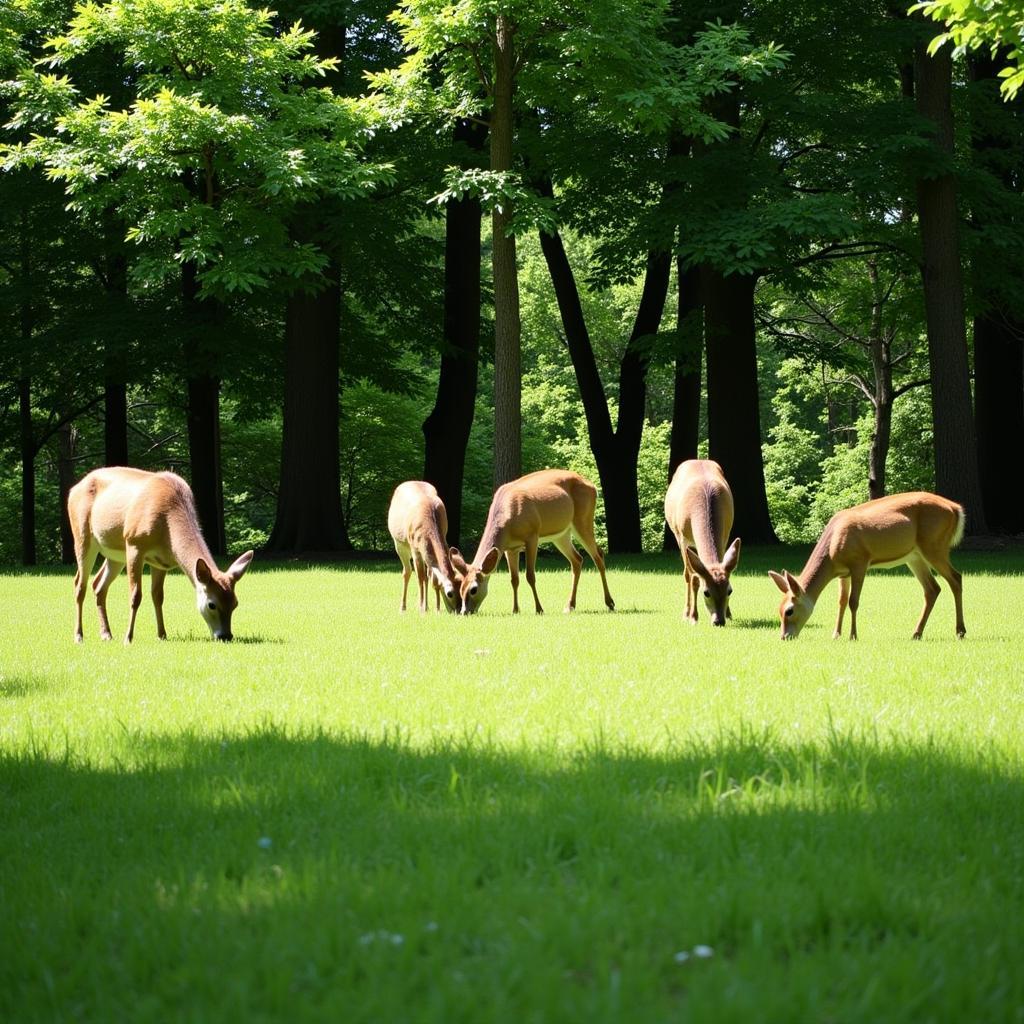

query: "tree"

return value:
[915, 0, 1024, 98]
[8, 0, 387, 551]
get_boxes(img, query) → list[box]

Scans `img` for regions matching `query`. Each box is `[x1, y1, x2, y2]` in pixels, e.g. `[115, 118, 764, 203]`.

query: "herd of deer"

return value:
[67, 461, 967, 645]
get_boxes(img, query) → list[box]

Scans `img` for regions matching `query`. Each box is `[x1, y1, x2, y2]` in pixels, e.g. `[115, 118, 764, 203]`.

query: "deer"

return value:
[68, 467, 254, 644]
[449, 468, 615, 616]
[664, 459, 741, 627]
[768, 491, 966, 641]
[387, 481, 460, 613]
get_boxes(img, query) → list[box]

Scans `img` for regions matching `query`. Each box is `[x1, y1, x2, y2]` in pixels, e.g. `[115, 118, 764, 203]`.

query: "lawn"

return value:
[2, 547, 1024, 1023]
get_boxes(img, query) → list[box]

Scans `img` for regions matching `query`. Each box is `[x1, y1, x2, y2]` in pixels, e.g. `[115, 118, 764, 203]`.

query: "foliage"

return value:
[4, 0, 390, 295]
[915, 0, 1024, 98]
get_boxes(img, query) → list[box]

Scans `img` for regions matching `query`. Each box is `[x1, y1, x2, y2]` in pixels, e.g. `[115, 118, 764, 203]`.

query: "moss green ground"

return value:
[2, 548, 1023, 1022]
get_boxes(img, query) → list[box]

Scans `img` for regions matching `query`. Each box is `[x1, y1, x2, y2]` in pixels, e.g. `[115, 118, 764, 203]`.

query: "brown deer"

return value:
[387, 481, 459, 613]
[768, 491, 965, 640]
[664, 459, 741, 627]
[68, 467, 253, 643]
[450, 469, 615, 615]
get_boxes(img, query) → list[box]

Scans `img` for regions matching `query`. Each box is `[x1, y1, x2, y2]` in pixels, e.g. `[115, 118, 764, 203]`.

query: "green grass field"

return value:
[3, 548, 1024, 1022]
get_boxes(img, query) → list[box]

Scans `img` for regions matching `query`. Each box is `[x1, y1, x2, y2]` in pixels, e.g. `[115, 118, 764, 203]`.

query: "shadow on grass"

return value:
[1, 725, 1023, 1020]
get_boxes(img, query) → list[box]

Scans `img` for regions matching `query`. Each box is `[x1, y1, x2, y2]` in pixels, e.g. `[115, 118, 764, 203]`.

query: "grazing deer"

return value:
[68, 467, 254, 643]
[449, 469, 615, 615]
[768, 491, 965, 641]
[387, 481, 459, 613]
[664, 459, 741, 627]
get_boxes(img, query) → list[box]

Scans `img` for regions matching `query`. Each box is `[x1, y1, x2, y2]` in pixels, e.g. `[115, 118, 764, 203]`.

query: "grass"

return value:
[2, 547, 1024, 1022]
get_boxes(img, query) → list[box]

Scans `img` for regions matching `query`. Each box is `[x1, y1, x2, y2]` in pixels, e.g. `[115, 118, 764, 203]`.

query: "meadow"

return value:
[2, 548, 1024, 1023]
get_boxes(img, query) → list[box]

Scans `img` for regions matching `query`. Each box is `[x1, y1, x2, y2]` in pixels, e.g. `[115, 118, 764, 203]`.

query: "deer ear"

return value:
[195, 558, 213, 586]
[684, 546, 709, 579]
[226, 550, 254, 583]
[722, 537, 741, 572]
[480, 546, 501, 574]
[783, 570, 803, 596]
[449, 548, 468, 574]
[768, 570, 789, 594]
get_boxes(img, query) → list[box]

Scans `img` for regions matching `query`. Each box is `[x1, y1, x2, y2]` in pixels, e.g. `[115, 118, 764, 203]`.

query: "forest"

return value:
[2, 0, 1023, 566]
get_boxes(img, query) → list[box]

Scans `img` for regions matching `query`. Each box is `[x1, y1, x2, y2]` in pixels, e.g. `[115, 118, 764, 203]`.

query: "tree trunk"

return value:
[422, 119, 485, 548]
[703, 269, 778, 543]
[182, 262, 226, 555]
[609, 250, 671, 552]
[104, 249, 129, 466]
[974, 313, 1024, 531]
[58, 422, 78, 563]
[664, 259, 703, 549]
[914, 42, 988, 533]
[19, 375, 35, 567]
[491, 14, 521, 487]
[538, 220, 669, 551]
[867, 260, 893, 502]
[968, 52, 1024, 533]
[266, 265, 352, 553]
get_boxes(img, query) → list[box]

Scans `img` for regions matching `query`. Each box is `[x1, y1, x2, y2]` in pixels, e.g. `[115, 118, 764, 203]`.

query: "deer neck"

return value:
[690, 497, 723, 567]
[168, 506, 218, 587]
[425, 505, 455, 578]
[798, 527, 838, 604]
[473, 508, 509, 566]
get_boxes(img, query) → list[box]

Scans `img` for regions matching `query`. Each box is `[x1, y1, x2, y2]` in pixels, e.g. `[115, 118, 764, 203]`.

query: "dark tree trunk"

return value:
[867, 261, 893, 502]
[266, 266, 352, 553]
[538, 221, 669, 552]
[968, 52, 1024, 533]
[422, 119, 485, 548]
[58, 422, 78, 563]
[491, 14, 522, 487]
[664, 259, 703, 549]
[182, 262, 226, 555]
[104, 250, 129, 466]
[703, 269, 778, 543]
[914, 42, 988, 532]
[974, 314, 1024, 531]
[607, 250, 671, 552]
[19, 375, 35, 566]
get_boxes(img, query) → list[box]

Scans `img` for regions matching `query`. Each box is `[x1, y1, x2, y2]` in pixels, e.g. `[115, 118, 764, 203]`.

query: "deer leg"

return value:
[689, 570, 700, 625]
[571, 520, 614, 611]
[524, 535, 544, 614]
[394, 542, 413, 612]
[150, 567, 168, 640]
[74, 538, 99, 643]
[552, 531, 583, 612]
[414, 555, 428, 613]
[847, 565, 867, 640]
[833, 576, 850, 639]
[922, 548, 965, 639]
[905, 555, 940, 640]
[93, 558, 124, 641]
[124, 547, 145, 645]
[506, 549, 521, 614]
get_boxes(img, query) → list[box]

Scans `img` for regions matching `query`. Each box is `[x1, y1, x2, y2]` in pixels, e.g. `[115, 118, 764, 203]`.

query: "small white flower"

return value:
[693, 945, 714, 958]
[390, 933, 404, 946]
[424, 921, 439, 933]
[257, 836, 272, 850]
[673, 951, 690, 963]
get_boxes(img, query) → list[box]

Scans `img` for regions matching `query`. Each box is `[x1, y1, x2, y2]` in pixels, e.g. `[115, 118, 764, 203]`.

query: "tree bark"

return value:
[664, 258, 703, 549]
[539, 222, 670, 551]
[606, 250, 671, 552]
[58, 422, 78, 563]
[266, 266, 351, 553]
[914, 42, 988, 533]
[19, 374, 35, 567]
[974, 314, 1024, 531]
[491, 14, 522, 487]
[182, 261, 226, 555]
[422, 119, 485, 548]
[703, 269, 778, 543]
[104, 248, 130, 466]
[968, 52, 1024, 533]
